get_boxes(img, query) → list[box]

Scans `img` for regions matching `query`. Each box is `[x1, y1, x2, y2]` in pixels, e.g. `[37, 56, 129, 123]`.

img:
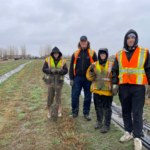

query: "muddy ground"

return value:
[0, 60, 147, 150]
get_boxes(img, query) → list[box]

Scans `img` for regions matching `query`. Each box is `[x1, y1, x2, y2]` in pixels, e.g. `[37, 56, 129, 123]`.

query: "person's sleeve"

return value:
[86, 65, 95, 81]
[93, 51, 97, 62]
[144, 50, 150, 85]
[60, 63, 68, 75]
[69, 54, 75, 80]
[42, 61, 52, 74]
[112, 57, 119, 84]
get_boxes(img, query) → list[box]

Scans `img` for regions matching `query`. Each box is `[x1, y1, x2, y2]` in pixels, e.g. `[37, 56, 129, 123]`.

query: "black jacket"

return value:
[69, 48, 97, 79]
[112, 29, 150, 84]
[42, 47, 68, 75]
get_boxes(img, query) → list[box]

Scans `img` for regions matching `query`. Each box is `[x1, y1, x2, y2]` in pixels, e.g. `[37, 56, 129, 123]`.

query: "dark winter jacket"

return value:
[42, 47, 68, 76]
[112, 29, 150, 84]
[69, 48, 97, 80]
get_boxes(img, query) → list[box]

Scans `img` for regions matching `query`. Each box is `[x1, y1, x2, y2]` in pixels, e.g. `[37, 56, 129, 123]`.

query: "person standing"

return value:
[69, 36, 97, 120]
[86, 48, 113, 133]
[112, 29, 150, 150]
[42, 47, 68, 118]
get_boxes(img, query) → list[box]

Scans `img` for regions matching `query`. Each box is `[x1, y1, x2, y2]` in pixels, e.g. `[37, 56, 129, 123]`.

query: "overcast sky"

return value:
[0, 0, 150, 56]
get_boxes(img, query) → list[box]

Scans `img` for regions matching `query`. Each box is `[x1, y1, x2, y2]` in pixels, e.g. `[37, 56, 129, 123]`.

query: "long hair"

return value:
[77, 41, 90, 49]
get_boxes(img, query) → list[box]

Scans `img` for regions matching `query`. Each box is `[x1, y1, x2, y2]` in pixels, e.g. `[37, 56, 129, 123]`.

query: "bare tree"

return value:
[39, 45, 52, 58]
[39, 45, 44, 57]
[45, 45, 52, 57]
[20, 44, 26, 58]
[14, 48, 19, 56]
[0, 48, 3, 58]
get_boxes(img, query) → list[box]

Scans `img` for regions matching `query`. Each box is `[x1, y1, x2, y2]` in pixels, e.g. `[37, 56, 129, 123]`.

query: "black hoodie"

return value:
[42, 47, 68, 75]
[112, 29, 150, 84]
[98, 48, 108, 65]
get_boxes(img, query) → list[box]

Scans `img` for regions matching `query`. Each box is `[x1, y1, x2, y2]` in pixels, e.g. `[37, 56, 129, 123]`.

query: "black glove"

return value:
[44, 68, 51, 74]
[90, 64, 95, 72]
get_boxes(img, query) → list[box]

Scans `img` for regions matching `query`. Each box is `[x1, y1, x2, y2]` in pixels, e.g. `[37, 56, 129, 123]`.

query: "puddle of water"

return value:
[0, 61, 32, 84]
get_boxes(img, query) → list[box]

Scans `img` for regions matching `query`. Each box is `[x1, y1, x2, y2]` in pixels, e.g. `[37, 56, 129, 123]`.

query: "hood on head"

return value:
[98, 48, 108, 63]
[50, 46, 62, 58]
[124, 29, 138, 50]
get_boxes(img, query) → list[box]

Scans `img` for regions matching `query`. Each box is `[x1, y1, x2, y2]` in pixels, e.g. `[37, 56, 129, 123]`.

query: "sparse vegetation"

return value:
[0, 60, 148, 150]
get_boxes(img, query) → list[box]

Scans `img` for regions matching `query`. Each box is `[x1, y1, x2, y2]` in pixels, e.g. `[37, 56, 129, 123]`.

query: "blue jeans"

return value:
[71, 76, 92, 115]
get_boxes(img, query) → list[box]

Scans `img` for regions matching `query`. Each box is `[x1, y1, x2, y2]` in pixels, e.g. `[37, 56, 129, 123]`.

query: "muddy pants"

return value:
[47, 85, 63, 108]
[94, 93, 113, 127]
[119, 84, 145, 138]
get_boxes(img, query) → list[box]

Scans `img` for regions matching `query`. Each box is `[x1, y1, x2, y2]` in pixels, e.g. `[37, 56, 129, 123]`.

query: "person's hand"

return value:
[112, 84, 119, 96]
[90, 64, 95, 72]
[146, 85, 150, 98]
[70, 80, 74, 86]
[55, 69, 62, 74]
[51, 68, 57, 74]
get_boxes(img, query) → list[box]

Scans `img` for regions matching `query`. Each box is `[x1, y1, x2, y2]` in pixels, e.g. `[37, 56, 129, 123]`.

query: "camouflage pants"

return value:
[47, 85, 63, 108]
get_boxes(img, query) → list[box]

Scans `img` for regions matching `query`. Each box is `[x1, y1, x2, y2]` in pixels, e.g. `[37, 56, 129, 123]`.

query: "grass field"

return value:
[0, 60, 147, 150]
[0, 59, 30, 76]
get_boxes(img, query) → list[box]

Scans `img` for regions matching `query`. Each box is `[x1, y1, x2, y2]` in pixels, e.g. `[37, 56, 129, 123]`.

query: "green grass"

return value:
[62, 82, 135, 150]
[24, 121, 32, 127]
[18, 113, 25, 120]
[0, 60, 30, 76]
[52, 138, 61, 146]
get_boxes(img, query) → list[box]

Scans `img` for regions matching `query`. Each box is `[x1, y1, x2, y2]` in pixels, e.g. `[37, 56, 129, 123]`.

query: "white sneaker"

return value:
[47, 114, 51, 118]
[134, 138, 142, 150]
[58, 113, 62, 117]
[120, 132, 133, 143]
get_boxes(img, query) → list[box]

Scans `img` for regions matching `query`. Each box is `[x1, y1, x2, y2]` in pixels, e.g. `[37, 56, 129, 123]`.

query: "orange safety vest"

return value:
[91, 61, 113, 91]
[116, 47, 148, 85]
[73, 49, 95, 76]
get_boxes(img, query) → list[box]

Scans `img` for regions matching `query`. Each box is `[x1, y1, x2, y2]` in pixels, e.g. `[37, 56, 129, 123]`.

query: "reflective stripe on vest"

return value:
[46, 56, 65, 69]
[116, 47, 148, 85]
[73, 49, 95, 76]
[91, 61, 113, 91]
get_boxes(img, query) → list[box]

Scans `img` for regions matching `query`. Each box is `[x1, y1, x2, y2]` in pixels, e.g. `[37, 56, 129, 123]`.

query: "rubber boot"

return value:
[95, 121, 102, 130]
[101, 126, 110, 133]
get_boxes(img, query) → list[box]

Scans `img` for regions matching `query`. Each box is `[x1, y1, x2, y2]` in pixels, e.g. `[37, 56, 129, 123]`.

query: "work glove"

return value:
[44, 68, 51, 74]
[90, 64, 95, 72]
[56, 68, 61, 73]
[70, 80, 74, 86]
[112, 84, 119, 96]
[51, 68, 57, 74]
[146, 85, 150, 98]
[55, 68, 62, 75]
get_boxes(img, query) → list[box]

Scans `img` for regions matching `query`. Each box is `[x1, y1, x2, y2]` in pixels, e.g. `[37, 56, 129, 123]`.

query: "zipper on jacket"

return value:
[82, 50, 84, 76]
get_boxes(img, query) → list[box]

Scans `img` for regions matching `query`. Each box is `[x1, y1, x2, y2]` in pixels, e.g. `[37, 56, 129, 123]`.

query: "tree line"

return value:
[0, 45, 27, 58]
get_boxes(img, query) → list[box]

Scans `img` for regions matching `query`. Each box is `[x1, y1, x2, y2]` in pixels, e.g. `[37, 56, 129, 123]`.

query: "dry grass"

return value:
[0, 60, 89, 150]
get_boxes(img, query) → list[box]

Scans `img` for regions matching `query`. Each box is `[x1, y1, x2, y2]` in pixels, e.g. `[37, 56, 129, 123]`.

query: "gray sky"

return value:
[0, 0, 150, 56]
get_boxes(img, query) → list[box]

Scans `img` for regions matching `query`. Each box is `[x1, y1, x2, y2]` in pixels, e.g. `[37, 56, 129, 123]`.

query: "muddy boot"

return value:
[101, 126, 110, 133]
[69, 114, 78, 118]
[84, 115, 91, 121]
[95, 121, 102, 130]
[134, 138, 142, 150]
